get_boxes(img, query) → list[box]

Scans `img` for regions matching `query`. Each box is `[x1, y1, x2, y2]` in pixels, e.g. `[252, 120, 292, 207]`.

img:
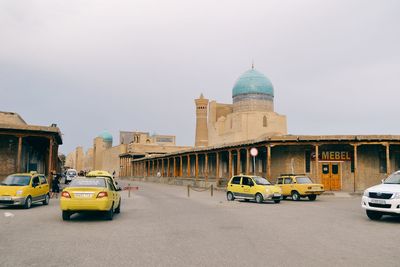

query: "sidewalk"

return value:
[323, 191, 362, 197]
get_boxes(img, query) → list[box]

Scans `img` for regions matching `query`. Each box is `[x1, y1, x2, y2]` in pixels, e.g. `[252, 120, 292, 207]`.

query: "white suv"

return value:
[362, 171, 400, 220]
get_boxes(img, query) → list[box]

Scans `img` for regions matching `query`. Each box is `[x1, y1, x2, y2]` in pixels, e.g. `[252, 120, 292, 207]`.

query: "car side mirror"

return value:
[116, 186, 122, 191]
[115, 181, 119, 185]
[381, 179, 385, 184]
[32, 183, 38, 188]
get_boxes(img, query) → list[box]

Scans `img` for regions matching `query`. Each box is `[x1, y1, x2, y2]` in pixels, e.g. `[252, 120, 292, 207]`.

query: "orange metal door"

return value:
[321, 163, 331, 190]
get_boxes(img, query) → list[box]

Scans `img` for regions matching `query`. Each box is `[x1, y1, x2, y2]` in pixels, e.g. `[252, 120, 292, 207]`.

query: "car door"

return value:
[106, 179, 118, 209]
[241, 177, 252, 198]
[30, 176, 42, 201]
[228, 176, 242, 197]
[39, 175, 49, 198]
[282, 177, 293, 196]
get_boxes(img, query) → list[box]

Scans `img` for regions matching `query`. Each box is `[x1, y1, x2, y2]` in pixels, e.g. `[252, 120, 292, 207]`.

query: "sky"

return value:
[1, 0, 399, 154]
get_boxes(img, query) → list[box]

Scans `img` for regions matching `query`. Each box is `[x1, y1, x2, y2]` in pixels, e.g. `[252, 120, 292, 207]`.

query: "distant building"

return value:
[67, 131, 190, 177]
[0, 111, 62, 179]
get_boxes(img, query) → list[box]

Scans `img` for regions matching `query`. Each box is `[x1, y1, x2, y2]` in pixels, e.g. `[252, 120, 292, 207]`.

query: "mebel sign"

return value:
[311, 151, 352, 161]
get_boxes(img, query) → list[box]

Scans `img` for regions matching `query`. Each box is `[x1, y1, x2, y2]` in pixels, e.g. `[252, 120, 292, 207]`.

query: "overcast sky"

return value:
[1, 0, 399, 154]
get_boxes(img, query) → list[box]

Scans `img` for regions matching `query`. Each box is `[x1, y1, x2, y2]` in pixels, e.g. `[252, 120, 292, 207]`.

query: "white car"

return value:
[362, 171, 400, 220]
[65, 169, 77, 184]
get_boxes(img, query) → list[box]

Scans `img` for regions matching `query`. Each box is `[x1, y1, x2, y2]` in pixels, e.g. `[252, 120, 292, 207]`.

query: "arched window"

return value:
[263, 116, 267, 127]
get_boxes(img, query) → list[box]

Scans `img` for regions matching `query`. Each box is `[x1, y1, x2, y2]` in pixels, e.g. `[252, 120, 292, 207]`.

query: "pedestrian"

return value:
[51, 173, 60, 199]
[112, 170, 116, 178]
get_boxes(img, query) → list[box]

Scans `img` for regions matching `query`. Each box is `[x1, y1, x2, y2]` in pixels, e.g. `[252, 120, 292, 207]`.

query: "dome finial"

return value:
[251, 59, 254, 70]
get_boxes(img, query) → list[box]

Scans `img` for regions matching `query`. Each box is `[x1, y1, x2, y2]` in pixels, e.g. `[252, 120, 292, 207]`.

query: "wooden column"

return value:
[386, 143, 391, 175]
[215, 152, 219, 180]
[237, 149, 241, 174]
[187, 155, 191, 177]
[267, 145, 271, 180]
[161, 159, 165, 177]
[246, 148, 250, 174]
[315, 145, 319, 183]
[48, 138, 53, 176]
[353, 144, 358, 193]
[16, 136, 22, 173]
[195, 154, 199, 179]
[205, 153, 208, 182]
[173, 157, 176, 177]
[228, 150, 232, 178]
[167, 158, 170, 177]
[180, 156, 183, 177]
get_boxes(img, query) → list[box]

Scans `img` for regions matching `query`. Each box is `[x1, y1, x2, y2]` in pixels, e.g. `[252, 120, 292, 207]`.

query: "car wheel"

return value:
[43, 194, 50, 205]
[115, 199, 121, 214]
[62, 211, 71, 221]
[255, 193, 264, 204]
[274, 199, 281, 204]
[24, 196, 32, 209]
[308, 194, 317, 201]
[366, 210, 383, 221]
[291, 191, 300, 201]
[227, 192, 235, 201]
[105, 206, 114, 220]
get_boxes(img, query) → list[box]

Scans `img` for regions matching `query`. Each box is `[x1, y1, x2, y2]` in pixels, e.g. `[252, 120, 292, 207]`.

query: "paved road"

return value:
[1, 180, 400, 267]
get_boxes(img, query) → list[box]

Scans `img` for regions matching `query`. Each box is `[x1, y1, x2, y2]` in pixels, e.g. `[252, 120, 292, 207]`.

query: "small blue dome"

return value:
[232, 69, 274, 97]
[99, 131, 113, 142]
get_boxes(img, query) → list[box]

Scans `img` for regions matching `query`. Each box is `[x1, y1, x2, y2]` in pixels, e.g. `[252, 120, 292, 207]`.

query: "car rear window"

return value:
[296, 177, 313, 184]
[69, 178, 106, 188]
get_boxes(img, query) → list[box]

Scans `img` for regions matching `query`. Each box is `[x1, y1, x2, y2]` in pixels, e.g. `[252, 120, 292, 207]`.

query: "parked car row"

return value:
[0, 170, 122, 221]
[226, 174, 325, 204]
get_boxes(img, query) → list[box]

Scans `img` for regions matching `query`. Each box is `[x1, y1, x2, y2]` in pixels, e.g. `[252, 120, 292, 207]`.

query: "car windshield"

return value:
[384, 173, 400, 184]
[69, 178, 106, 188]
[1, 175, 31, 186]
[296, 177, 313, 184]
[253, 177, 271, 185]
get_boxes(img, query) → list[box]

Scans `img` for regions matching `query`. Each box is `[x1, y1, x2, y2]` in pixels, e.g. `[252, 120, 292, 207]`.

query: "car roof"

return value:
[86, 170, 112, 177]
[9, 172, 43, 177]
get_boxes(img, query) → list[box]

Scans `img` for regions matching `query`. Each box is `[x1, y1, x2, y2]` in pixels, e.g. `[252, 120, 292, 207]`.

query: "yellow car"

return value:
[226, 175, 282, 203]
[0, 172, 50, 209]
[276, 174, 324, 201]
[60, 177, 121, 221]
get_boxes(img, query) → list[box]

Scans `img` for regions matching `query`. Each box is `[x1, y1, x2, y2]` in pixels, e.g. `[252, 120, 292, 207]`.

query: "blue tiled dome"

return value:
[99, 131, 113, 142]
[232, 69, 274, 97]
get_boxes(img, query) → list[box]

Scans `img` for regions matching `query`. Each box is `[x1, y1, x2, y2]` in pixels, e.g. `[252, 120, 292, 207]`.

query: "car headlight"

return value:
[266, 188, 270, 193]
[16, 190, 23, 196]
[363, 190, 369, 197]
[394, 192, 400, 199]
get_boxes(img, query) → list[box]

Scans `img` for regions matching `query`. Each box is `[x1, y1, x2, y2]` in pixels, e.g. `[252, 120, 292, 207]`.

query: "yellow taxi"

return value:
[60, 177, 121, 221]
[0, 172, 50, 209]
[275, 174, 324, 201]
[226, 175, 282, 203]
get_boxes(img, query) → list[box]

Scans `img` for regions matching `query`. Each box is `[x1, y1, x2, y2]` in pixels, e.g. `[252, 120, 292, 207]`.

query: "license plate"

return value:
[74, 193, 93, 198]
[273, 193, 281, 197]
[0, 196, 12, 201]
[370, 199, 386, 204]
[313, 187, 321, 191]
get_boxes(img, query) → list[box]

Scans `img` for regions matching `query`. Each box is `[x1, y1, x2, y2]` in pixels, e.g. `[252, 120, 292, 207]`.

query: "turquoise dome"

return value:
[232, 69, 274, 97]
[99, 131, 113, 142]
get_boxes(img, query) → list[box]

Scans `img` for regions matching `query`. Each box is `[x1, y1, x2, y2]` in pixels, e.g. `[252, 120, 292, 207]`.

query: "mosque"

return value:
[125, 67, 400, 192]
[195, 66, 287, 147]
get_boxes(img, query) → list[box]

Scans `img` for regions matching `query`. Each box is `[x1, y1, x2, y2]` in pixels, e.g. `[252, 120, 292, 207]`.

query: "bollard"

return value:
[128, 183, 131, 198]
[211, 184, 213, 197]
[187, 185, 190, 197]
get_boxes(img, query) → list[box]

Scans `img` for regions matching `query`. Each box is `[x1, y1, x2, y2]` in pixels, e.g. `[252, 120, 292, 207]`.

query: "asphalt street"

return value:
[1, 180, 400, 267]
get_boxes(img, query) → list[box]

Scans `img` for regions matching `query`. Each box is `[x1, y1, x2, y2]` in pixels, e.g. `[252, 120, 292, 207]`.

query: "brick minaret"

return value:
[194, 93, 209, 147]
